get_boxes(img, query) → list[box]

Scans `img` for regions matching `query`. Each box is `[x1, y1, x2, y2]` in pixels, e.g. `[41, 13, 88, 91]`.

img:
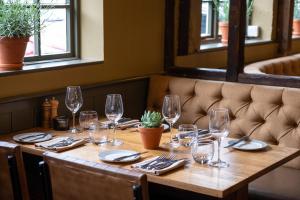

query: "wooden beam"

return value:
[226, 0, 246, 82]
[178, 0, 190, 56]
[164, 0, 175, 69]
[277, 0, 294, 56]
[166, 66, 226, 81]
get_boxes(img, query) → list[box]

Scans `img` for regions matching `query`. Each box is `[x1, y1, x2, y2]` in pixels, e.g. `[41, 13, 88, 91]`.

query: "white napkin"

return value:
[131, 156, 186, 176]
[35, 137, 86, 152]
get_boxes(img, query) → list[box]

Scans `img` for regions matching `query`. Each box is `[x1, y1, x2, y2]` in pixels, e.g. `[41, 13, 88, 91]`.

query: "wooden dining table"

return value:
[1, 127, 299, 200]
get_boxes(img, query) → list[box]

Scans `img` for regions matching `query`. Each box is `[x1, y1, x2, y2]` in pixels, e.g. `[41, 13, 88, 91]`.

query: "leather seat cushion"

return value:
[249, 166, 300, 200]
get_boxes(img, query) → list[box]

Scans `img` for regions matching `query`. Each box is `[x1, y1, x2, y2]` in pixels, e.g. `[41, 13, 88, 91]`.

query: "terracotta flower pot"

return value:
[138, 126, 164, 150]
[0, 37, 29, 71]
[219, 22, 229, 44]
[293, 19, 300, 36]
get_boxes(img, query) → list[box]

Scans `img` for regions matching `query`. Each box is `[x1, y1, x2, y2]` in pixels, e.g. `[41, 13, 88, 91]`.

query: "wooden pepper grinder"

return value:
[42, 98, 51, 128]
[50, 97, 59, 127]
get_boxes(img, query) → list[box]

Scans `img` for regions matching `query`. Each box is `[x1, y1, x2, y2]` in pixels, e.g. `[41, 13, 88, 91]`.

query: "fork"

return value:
[146, 155, 176, 170]
[140, 153, 168, 169]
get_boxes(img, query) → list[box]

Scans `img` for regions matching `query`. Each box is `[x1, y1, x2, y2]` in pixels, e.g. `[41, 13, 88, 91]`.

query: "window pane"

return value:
[41, 9, 68, 55]
[201, 2, 211, 36]
[41, 0, 69, 5]
[25, 36, 35, 57]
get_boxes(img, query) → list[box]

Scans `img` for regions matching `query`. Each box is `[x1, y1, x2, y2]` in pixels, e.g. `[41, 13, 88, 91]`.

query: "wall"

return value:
[0, 0, 165, 99]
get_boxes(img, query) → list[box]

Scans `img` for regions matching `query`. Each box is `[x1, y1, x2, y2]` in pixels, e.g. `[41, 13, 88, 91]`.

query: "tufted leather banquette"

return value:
[244, 53, 300, 76]
[147, 75, 300, 200]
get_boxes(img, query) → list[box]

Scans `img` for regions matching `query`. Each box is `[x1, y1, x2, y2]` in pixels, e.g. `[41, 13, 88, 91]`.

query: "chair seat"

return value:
[249, 166, 300, 200]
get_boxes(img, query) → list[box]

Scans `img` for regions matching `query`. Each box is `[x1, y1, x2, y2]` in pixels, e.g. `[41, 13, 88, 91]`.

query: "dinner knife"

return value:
[224, 135, 249, 148]
[113, 151, 148, 161]
[19, 133, 48, 142]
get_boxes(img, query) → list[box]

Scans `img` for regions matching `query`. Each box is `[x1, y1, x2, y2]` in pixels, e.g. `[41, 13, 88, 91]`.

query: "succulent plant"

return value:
[141, 111, 162, 128]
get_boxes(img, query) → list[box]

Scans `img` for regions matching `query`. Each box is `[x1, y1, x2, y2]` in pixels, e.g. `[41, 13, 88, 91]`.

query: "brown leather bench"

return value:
[244, 54, 300, 76]
[146, 75, 300, 200]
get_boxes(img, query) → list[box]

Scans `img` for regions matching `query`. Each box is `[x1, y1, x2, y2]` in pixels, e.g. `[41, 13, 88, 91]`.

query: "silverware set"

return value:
[19, 133, 50, 142]
[48, 138, 79, 148]
[140, 154, 184, 170]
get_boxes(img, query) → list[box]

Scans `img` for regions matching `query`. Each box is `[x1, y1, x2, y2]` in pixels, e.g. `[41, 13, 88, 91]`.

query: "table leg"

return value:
[223, 185, 248, 200]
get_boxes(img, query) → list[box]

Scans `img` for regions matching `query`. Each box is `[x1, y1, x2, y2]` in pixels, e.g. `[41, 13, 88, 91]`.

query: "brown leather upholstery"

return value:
[249, 167, 300, 200]
[0, 141, 29, 200]
[42, 152, 148, 200]
[244, 54, 300, 76]
[147, 75, 300, 169]
[147, 75, 300, 200]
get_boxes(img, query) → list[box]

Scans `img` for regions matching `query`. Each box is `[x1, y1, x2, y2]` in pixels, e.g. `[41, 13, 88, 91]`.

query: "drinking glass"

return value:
[162, 94, 181, 148]
[79, 111, 98, 130]
[105, 94, 124, 146]
[65, 86, 83, 134]
[178, 124, 197, 147]
[89, 122, 110, 145]
[209, 108, 230, 168]
[191, 140, 214, 164]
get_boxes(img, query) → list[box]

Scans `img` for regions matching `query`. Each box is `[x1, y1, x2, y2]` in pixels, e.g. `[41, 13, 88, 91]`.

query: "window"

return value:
[25, 0, 78, 62]
[200, 0, 272, 49]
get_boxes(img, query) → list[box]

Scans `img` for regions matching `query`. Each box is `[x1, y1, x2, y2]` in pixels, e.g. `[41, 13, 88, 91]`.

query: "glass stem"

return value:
[72, 112, 76, 130]
[113, 122, 117, 142]
[169, 122, 173, 144]
[217, 137, 221, 163]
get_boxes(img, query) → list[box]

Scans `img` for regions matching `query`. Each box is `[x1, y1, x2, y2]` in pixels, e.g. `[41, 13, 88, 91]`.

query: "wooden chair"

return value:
[0, 141, 29, 200]
[39, 152, 149, 200]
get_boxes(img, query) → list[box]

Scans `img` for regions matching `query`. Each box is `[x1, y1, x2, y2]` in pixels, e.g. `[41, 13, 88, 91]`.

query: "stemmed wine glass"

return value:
[65, 86, 83, 134]
[162, 94, 181, 148]
[105, 94, 124, 146]
[209, 108, 230, 168]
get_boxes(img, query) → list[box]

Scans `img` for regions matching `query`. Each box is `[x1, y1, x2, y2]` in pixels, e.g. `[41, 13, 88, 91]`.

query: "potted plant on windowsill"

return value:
[212, 0, 254, 44]
[138, 111, 164, 150]
[0, 0, 42, 71]
[293, 1, 300, 36]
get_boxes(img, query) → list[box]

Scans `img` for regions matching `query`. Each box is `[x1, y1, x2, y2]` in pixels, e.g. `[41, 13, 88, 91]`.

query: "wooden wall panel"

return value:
[0, 77, 149, 134]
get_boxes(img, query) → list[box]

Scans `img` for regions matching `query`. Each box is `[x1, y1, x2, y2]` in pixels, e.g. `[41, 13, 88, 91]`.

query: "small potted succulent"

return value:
[138, 111, 164, 149]
[293, 1, 300, 36]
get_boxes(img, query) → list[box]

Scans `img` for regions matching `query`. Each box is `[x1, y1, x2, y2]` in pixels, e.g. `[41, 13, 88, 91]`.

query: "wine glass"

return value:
[209, 108, 230, 168]
[65, 86, 83, 134]
[105, 94, 124, 146]
[162, 94, 181, 148]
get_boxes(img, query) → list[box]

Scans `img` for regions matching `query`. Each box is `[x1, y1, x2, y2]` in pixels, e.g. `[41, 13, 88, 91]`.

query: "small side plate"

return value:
[99, 150, 140, 163]
[13, 132, 52, 143]
[229, 139, 268, 151]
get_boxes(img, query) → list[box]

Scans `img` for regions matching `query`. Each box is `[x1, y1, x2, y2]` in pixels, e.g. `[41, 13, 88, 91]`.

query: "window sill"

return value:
[200, 39, 273, 52]
[0, 58, 103, 77]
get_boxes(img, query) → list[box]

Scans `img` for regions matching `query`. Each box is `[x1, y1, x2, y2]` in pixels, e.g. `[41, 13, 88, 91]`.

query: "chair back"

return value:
[0, 141, 29, 200]
[40, 152, 148, 200]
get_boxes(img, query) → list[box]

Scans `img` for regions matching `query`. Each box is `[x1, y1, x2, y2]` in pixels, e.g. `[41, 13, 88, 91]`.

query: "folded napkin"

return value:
[131, 156, 186, 176]
[35, 137, 86, 152]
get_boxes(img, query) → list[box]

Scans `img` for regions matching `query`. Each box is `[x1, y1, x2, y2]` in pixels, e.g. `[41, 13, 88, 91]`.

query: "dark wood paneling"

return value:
[239, 73, 300, 88]
[0, 113, 11, 134]
[178, 0, 190, 56]
[164, 0, 175, 69]
[0, 77, 149, 134]
[167, 66, 226, 81]
[226, 0, 246, 82]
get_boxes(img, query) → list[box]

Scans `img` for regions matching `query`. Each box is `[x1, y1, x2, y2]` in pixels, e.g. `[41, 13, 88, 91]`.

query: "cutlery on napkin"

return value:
[35, 137, 86, 152]
[131, 156, 187, 175]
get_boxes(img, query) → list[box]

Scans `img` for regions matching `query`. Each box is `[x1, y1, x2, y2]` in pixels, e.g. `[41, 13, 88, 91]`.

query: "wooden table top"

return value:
[1, 128, 299, 198]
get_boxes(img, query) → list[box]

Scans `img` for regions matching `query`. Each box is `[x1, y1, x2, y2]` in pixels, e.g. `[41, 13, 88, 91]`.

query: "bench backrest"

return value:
[244, 54, 300, 76]
[147, 75, 300, 169]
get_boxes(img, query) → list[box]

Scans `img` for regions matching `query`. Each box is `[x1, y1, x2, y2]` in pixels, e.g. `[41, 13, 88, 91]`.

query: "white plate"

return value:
[13, 132, 52, 143]
[99, 150, 140, 163]
[229, 139, 268, 151]
[162, 123, 170, 132]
